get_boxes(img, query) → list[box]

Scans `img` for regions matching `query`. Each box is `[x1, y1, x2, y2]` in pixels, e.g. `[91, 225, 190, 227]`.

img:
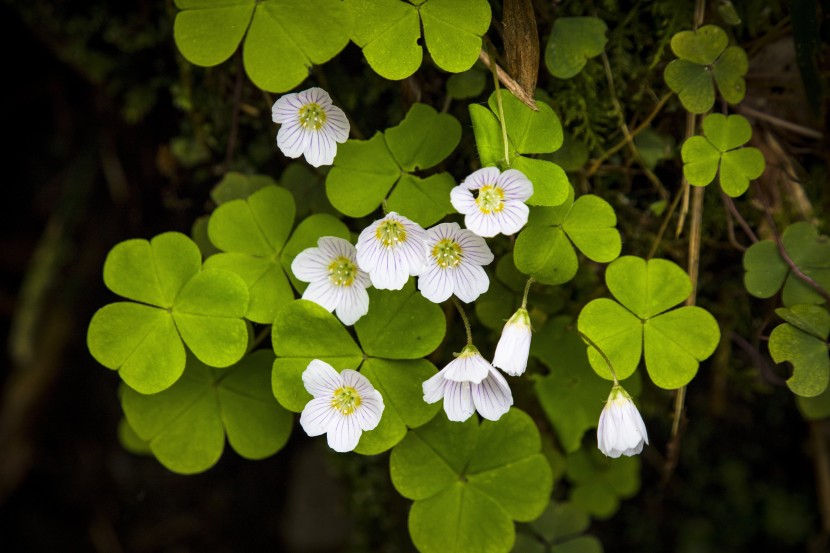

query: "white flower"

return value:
[422, 345, 513, 422]
[291, 236, 371, 325]
[300, 360, 384, 452]
[597, 384, 649, 458]
[271, 87, 350, 167]
[450, 167, 533, 237]
[356, 212, 427, 290]
[417, 222, 494, 304]
[492, 308, 532, 376]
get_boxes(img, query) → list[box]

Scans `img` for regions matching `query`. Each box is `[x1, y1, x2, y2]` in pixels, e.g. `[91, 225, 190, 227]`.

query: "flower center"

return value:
[431, 238, 463, 268]
[331, 385, 362, 415]
[475, 185, 505, 214]
[328, 256, 357, 287]
[375, 220, 407, 247]
[298, 103, 327, 131]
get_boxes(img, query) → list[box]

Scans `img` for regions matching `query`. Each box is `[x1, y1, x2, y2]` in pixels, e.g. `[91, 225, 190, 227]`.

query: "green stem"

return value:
[521, 277, 534, 309]
[452, 297, 473, 346]
[486, 42, 511, 168]
[576, 330, 618, 384]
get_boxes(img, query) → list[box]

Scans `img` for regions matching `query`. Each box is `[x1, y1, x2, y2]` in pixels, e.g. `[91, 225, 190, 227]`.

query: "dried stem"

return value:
[478, 48, 538, 111]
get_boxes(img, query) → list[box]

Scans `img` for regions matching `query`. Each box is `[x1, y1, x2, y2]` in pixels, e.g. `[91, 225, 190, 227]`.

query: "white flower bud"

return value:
[597, 384, 649, 458]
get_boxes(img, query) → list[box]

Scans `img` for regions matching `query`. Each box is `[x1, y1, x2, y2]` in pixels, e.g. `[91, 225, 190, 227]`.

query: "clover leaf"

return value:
[769, 304, 830, 397]
[390, 409, 553, 553]
[210, 172, 277, 205]
[544, 17, 608, 79]
[664, 25, 748, 113]
[515, 189, 621, 285]
[470, 91, 570, 206]
[565, 449, 640, 519]
[121, 350, 292, 474]
[348, 0, 491, 80]
[577, 256, 720, 389]
[532, 317, 639, 453]
[174, 0, 353, 92]
[87, 232, 249, 394]
[326, 103, 460, 225]
[513, 502, 603, 553]
[743, 222, 830, 306]
[205, 185, 350, 323]
[682, 114, 765, 197]
[271, 281, 446, 453]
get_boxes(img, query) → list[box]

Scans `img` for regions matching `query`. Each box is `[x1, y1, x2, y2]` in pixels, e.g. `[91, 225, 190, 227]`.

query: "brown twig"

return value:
[478, 49, 538, 111]
[720, 192, 759, 243]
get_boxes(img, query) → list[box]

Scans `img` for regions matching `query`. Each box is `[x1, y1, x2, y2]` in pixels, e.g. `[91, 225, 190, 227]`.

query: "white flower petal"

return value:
[277, 122, 309, 159]
[462, 167, 501, 191]
[302, 359, 342, 397]
[443, 380, 475, 422]
[491, 201, 529, 236]
[464, 209, 501, 238]
[355, 390, 384, 431]
[492, 310, 532, 376]
[456, 230, 494, 265]
[318, 236, 353, 260]
[302, 279, 343, 313]
[423, 370, 448, 403]
[498, 169, 534, 201]
[300, 397, 338, 437]
[452, 263, 489, 304]
[271, 93, 301, 123]
[450, 186, 477, 215]
[325, 105, 350, 143]
[340, 369, 374, 398]
[334, 283, 370, 325]
[472, 368, 513, 421]
[597, 386, 648, 458]
[327, 412, 362, 452]
[418, 265, 454, 303]
[442, 352, 491, 384]
[304, 130, 337, 167]
[291, 247, 331, 283]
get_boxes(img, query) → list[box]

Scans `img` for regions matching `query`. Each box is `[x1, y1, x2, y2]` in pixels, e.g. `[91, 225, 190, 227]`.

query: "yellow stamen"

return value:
[328, 256, 357, 287]
[331, 386, 362, 415]
[476, 185, 505, 214]
[375, 219, 407, 247]
[432, 239, 463, 268]
[298, 103, 327, 131]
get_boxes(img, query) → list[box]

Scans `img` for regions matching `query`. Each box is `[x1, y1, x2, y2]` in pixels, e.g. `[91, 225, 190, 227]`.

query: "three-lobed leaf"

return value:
[544, 17, 608, 79]
[577, 256, 720, 389]
[769, 304, 830, 397]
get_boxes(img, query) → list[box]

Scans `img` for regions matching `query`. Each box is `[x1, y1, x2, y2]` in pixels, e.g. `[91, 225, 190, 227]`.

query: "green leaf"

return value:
[122, 351, 292, 474]
[173, 0, 255, 67]
[770, 305, 830, 397]
[577, 298, 642, 382]
[103, 232, 201, 308]
[562, 195, 621, 263]
[210, 172, 276, 205]
[488, 91, 564, 154]
[578, 256, 720, 389]
[743, 240, 789, 298]
[355, 280, 446, 359]
[419, 0, 491, 73]
[520, 501, 603, 553]
[719, 147, 765, 197]
[447, 68, 486, 99]
[280, 162, 335, 218]
[566, 449, 640, 519]
[171, 269, 250, 367]
[387, 173, 455, 227]
[385, 103, 461, 171]
[702, 113, 751, 151]
[643, 306, 720, 389]
[712, 45, 748, 104]
[271, 300, 363, 412]
[515, 225, 578, 285]
[391, 410, 553, 553]
[326, 133, 401, 217]
[544, 17, 608, 79]
[606, 256, 691, 319]
[117, 417, 152, 456]
[513, 157, 571, 207]
[797, 385, 830, 420]
[469, 103, 505, 166]
[355, 358, 440, 455]
[242, 0, 353, 92]
[88, 302, 185, 394]
[349, 0, 422, 80]
[681, 136, 721, 186]
[670, 25, 728, 65]
[532, 317, 612, 452]
[663, 59, 715, 114]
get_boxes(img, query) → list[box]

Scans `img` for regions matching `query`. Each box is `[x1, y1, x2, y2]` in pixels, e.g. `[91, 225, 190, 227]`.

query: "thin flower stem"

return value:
[576, 330, 618, 384]
[647, 185, 684, 259]
[478, 49, 538, 111]
[521, 277, 534, 309]
[486, 41, 511, 168]
[248, 326, 271, 353]
[452, 297, 473, 346]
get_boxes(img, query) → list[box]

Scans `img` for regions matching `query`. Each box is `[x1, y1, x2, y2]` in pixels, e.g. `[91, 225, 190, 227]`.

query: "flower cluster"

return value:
[279, 87, 648, 459]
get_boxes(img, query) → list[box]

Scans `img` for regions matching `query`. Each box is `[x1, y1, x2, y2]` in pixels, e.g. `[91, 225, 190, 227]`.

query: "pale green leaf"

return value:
[470, 103, 506, 166]
[702, 113, 752, 152]
[670, 25, 728, 65]
[742, 240, 788, 298]
[488, 91, 564, 154]
[204, 253, 293, 324]
[681, 136, 721, 187]
[605, 256, 692, 319]
[562, 195, 621, 263]
[512, 156, 571, 207]
[173, 0, 255, 67]
[664, 59, 715, 114]
[770, 321, 830, 397]
[210, 172, 276, 205]
[207, 186, 295, 256]
[349, 0, 422, 80]
[712, 45, 748, 104]
[577, 298, 642, 382]
[387, 173, 455, 227]
[420, 0, 491, 73]
[447, 68, 486, 99]
[514, 226, 578, 285]
[385, 103, 461, 171]
[544, 17, 608, 79]
[326, 133, 401, 217]
[719, 147, 765, 197]
[775, 304, 830, 340]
